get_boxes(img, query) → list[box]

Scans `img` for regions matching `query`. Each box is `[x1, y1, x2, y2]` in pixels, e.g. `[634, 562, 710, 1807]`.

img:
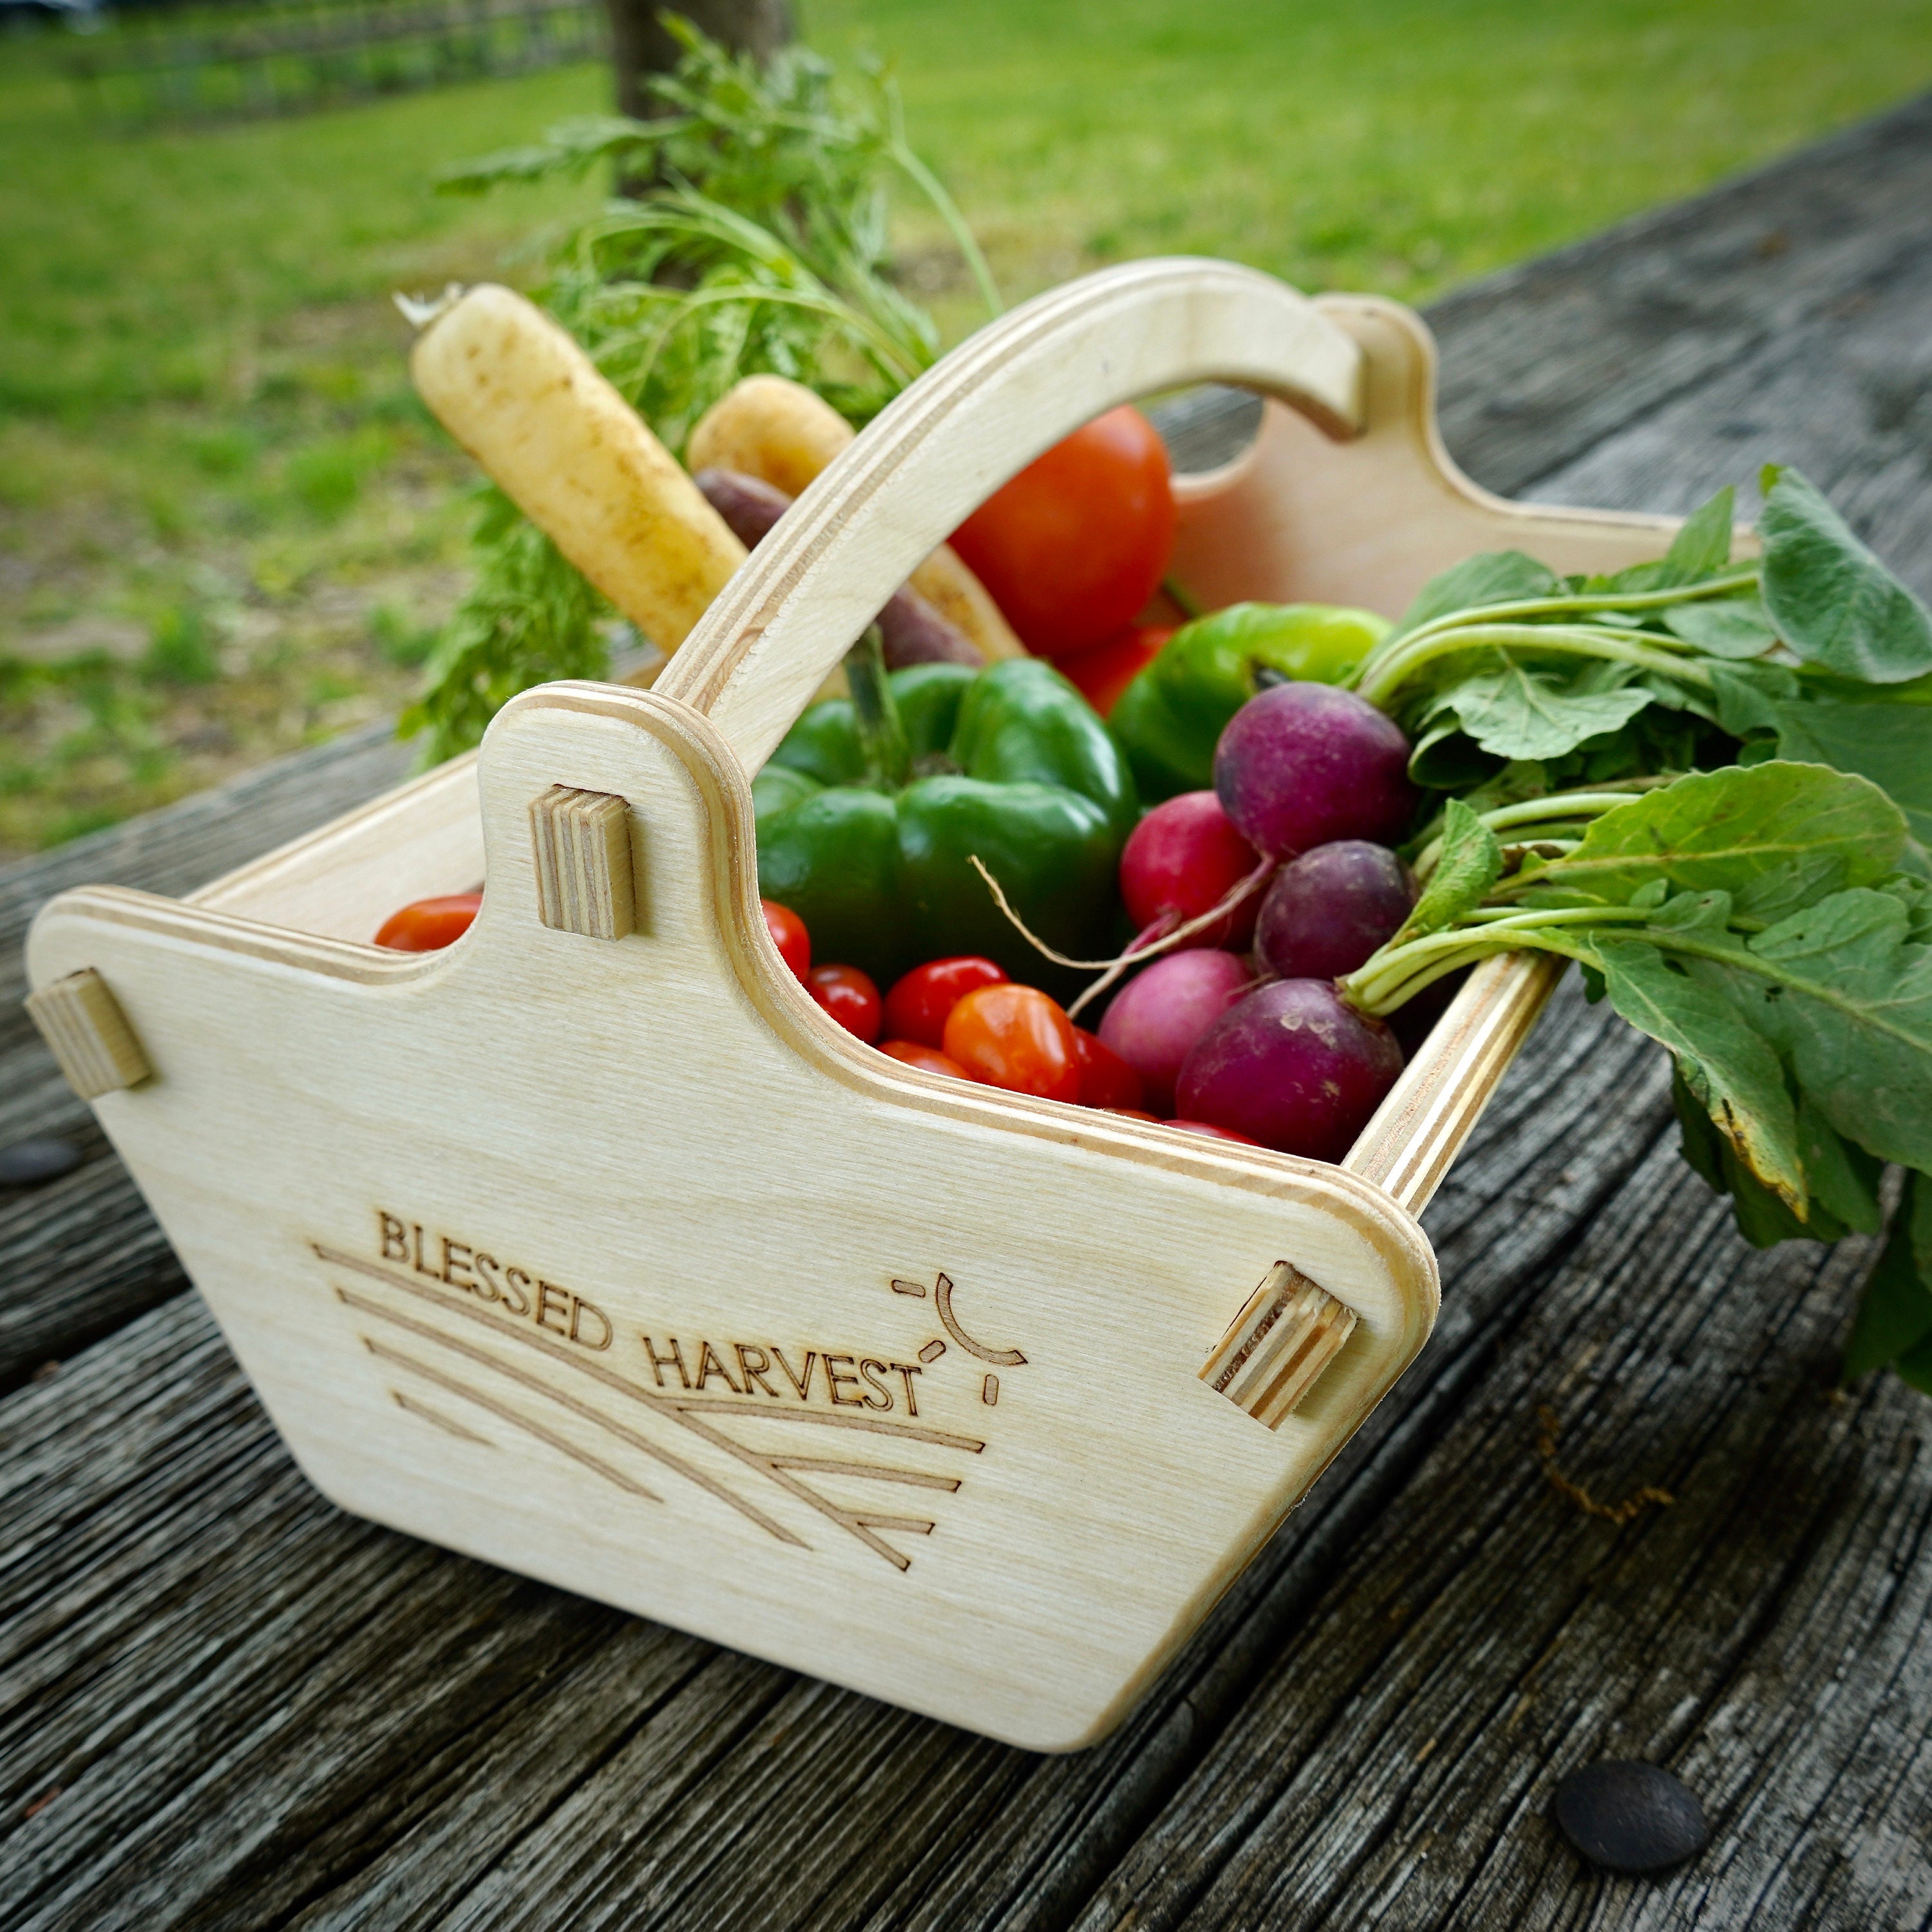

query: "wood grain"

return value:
[5, 95, 1932, 1925]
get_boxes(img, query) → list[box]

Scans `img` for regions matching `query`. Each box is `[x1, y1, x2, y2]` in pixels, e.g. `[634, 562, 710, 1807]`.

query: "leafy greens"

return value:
[1347, 476, 1932, 1391]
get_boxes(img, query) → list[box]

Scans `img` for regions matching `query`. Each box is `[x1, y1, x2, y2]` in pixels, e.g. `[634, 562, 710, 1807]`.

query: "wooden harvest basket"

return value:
[25, 262, 1694, 1752]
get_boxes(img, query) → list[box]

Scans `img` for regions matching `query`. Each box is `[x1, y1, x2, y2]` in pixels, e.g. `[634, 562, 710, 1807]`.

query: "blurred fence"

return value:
[68, 0, 607, 128]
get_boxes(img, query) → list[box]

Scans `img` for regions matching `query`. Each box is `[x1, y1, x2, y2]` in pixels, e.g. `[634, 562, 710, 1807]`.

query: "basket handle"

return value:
[654, 258, 1365, 772]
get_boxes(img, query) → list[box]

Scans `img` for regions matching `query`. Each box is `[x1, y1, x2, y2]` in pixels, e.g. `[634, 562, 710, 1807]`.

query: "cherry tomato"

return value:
[762, 898, 811, 982]
[950, 406, 1175, 656]
[1109, 1108, 1160, 1122]
[1165, 1119, 1262, 1146]
[883, 955, 1009, 1047]
[1072, 1027, 1146, 1112]
[374, 893, 481, 952]
[878, 1039, 970, 1079]
[1056, 625, 1173, 719]
[942, 984, 1081, 1101]
[808, 963, 882, 1043]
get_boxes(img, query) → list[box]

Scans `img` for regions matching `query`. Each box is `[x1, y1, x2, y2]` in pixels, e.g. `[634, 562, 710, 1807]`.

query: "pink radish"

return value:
[1119, 791, 1266, 952]
[1096, 949, 1253, 1116]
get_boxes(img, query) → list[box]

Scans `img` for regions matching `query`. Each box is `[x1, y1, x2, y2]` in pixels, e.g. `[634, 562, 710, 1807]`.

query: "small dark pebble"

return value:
[1554, 1760, 1709, 1874]
[0, 1137, 82, 1188]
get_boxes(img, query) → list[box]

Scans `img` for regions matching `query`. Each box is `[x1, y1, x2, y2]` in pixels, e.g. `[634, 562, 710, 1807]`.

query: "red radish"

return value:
[1213, 683, 1417, 857]
[1057, 625, 1172, 719]
[1176, 979, 1403, 1161]
[1255, 841, 1416, 981]
[1119, 791, 1266, 952]
[1071, 1027, 1146, 1112]
[1095, 949, 1251, 1115]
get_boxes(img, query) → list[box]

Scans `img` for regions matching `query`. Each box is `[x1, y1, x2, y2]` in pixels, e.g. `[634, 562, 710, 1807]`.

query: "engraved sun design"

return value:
[888, 1271, 1028, 1408]
[312, 1241, 1001, 1572]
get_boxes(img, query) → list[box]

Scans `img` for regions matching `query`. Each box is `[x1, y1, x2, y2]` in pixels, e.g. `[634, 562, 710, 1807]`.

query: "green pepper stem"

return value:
[846, 627, 911, 792]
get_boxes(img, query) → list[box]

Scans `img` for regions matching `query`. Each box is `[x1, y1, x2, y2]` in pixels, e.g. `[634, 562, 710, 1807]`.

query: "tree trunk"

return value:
[605, 0, 793, 121]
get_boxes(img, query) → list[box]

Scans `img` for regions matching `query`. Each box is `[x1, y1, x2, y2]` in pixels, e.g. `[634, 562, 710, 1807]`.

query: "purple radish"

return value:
[1096, 948, 1252, 1116]
[1120, 791, 1265, 952]
[1213, 683, 1417, 857]
[1176, 979, 1403, 1161]
[696, 467, 983, 670]
[1256, 840, 1416, 981]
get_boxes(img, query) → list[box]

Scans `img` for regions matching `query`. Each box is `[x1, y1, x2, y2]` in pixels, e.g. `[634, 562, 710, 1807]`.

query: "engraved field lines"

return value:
[312, 1240, 990, 1571]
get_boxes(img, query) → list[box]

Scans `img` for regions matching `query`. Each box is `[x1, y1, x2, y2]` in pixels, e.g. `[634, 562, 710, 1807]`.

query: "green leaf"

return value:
[1526, 762, 1907, 922]
[1609, 486, 1736, 592]
[1843, 1170, 1932, 1381]
[1428, 661, 1655, 762]
[1660, 594, 1779, 658]
[1400, 800, 1502, 940]
[1596, 938, 1807, 1210]
[1663, 485, 1738, 582]
[1749, 695, 1932, 849]
[1759, 468, 1932, 684]
[1392, 551, 1561, 641]
[1700, 886, 1932, 1173]
[1797, 1094, 1884, 1236]
[1672, 1062, 1728, 1193]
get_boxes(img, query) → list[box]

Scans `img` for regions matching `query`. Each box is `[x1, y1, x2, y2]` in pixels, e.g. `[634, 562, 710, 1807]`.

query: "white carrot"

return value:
[408, 285, 746, 653]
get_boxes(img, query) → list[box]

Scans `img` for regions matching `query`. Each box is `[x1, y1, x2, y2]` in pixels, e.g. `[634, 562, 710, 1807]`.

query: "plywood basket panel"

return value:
[26, 261, 1700, 1750]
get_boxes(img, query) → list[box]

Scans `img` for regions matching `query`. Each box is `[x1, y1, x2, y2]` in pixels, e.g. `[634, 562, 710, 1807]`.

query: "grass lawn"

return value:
[3, 0, 1929, 855]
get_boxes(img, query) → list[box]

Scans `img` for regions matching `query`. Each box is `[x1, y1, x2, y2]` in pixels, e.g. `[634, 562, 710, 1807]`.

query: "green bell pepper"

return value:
[753, 649, 1139, 991]
[1110, 601, 1393, 801]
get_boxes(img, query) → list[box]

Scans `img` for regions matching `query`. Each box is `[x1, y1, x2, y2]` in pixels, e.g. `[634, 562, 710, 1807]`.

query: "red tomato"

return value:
[1072, 1027, 1146, 1112]
[808, 964, 882, 1043]
[882, 956, 1008, 1048]
[949, 407, 1175, 656]
[374, 893, 481, 952]
[1056, 625, 1173, 719]
[1165, 1119, 1262, 1146]
[942, 984, 1081, 1101]
[878, 1039, 970, 1079]
[761, 898, 811, 982]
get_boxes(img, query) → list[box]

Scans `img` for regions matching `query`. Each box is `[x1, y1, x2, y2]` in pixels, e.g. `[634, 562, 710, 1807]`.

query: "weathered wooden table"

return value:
[5, 97, 1932, 1931]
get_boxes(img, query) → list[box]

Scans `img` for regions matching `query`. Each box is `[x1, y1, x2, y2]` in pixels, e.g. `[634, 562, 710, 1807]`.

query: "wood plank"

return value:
[1428, 90, 1932, 504]
[1062, 1151, 1932, 1930]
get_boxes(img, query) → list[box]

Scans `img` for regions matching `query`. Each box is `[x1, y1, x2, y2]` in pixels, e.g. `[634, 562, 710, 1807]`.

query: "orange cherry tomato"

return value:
[374, 892, 481, 952]
[882, 955, 1009, 1048]
[762, 898, 811, 982]
[1072, 1027, 1146, 1111]
[808, 963, 882, 1043]
[1056, 625, 1173, 719]
[1109, 1108, 1160, 1121]
[942, 984, 1081, 1101]
[1165, 1119, 1262, 1146]
[949, 407, 1175, 656]
[878, 1039, 969, 1078]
